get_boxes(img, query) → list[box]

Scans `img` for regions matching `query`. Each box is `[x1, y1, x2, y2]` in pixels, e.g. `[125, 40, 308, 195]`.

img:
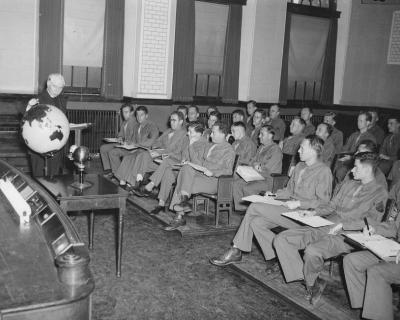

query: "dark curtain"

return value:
[319, 18, 338, 105]
[38, 0, 64, 91]
[221, 4, 242, 103]
[172, 0, 195, 102]
[278, 12, 292, 104]
[102, 0, 125, 99]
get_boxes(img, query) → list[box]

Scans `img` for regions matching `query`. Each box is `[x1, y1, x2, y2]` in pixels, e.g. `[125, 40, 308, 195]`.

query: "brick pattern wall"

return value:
[138, 0, 170, 96]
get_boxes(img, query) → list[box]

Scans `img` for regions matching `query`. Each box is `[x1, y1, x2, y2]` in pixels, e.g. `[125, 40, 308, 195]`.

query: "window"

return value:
[62, 0, 105, 94]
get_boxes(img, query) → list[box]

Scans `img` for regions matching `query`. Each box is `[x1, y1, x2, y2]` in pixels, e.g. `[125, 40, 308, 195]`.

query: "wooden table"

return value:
[37, 174, 129, 277]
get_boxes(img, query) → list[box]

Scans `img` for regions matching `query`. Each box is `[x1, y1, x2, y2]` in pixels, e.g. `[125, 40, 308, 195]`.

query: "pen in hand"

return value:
[364, 217, 371, 236]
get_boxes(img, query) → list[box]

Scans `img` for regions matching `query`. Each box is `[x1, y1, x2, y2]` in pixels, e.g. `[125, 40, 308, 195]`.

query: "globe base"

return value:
[70, 181, 93, 190]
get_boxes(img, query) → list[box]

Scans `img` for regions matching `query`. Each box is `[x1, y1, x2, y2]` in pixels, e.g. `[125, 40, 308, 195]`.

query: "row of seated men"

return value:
[100, 103, 400, 319]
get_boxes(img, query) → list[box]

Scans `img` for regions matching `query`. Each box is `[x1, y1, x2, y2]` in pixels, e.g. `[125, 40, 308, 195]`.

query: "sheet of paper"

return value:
[281, 211, 334, 228]
[103, 137, 119, 143]
[114, 144, 139, 150]
[241, 195, 285, 206]
[236, 165, 264, 182]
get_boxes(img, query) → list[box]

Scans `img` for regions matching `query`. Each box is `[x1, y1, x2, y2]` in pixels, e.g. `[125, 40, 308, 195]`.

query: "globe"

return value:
[21, 104, 70, 154]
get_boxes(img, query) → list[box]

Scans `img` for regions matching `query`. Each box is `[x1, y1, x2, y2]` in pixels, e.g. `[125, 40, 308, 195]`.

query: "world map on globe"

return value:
[21, 104, 70, 154]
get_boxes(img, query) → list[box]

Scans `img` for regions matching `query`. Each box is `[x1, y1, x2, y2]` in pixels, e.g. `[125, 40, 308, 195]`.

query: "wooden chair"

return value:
[192, 155, 240, 227]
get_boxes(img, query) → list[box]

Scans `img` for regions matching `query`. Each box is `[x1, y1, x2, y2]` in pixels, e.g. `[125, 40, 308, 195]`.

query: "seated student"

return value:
[233, 125, 283, 211]
[266, 104, 286, 142]
[231, 121, 257, 165]
[210, 135, 332, 268]
[315, 123, 335, 168]
[379, 116, 400, 175]
[177, 105, 188, 121]
[334, 111, 376, 183]
[100, 103, 137, 177]
[204, 111, 221, 141]
[140, 121, 210, 215]
[246, 100, 257, 133]
[389, 158, 400, 187]
[274, 152, 388, 306]
[248, 108, 266, 146]
[343, 181, 400, 320]
[323, 112, 343, 154]
[300, 107, 315, 136]
[115, 111, 187, 189]
[206, 106, 219, 117]
[166, 122, 235, 230]
[232, 109, 246, 123]
[279, 117, 306, 156]
[187, 105, 200, 123]
[334, 140, 388, 195]
[368, 110, 385, 147]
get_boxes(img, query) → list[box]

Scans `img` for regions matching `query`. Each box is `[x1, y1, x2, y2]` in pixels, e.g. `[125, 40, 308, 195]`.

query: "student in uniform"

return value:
[280, 117, 306, 156]
[315, 123, 335, 167]
[300, 107, 315, 136]
[140, 121, 209, 215]
[368, 110, 385, 146]
[379, 116, 400, 175]
[166, 122, 235, 230]
[230, 121, 257, 165]
[248, 109, 266, 146]
[210, 135, 332, 270]
[233, 125, 282, 211]
[266, 104, 286, 142]
[232, 109, 246, 123]
[274, 152, 388, 306]
[204, 111, 221, 141]
[323, 112, 343, 154]
[246, 100, 257, 133]
[100, 103, 137, 177]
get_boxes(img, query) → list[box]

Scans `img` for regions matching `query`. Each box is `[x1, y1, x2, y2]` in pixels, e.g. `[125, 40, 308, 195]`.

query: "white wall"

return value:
[0, 0, 39, 94]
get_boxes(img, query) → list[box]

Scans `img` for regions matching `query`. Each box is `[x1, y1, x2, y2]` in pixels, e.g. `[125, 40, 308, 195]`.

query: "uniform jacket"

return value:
[182, 137, 210, 166]
[269, 117, 286, 141]
[380, 133, 400, 161]
[317, 179, 388, 230]
[249, 126, 262, 146]
[368, 124, 385, 146]
[303, 123, 315, 136]
[250, 142, 282, 177]
[153, 128, 188, 161]
[232, 135, 257, 165]
[343, 131, 377, 153]
[321, 137, 336, 167]
[282, 133, 305, 155]
[202, 141, 235, 177]
[276, 161, 332, 209]
[130, 119, 159, 147]
[117, 116, 139, 144]
[330, 127, 344, 154]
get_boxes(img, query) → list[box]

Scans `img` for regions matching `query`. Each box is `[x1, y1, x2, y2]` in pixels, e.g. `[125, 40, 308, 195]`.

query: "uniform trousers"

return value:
[233, 177, 273, 211]
[149, 158, 178, 202]
[115, 150, 158, 185]
[169, 165, 218, 210]
[232, 203, 300, 260]
[274, 227, 352, 286]
[343, 251, 400, 320]
[100, 143, 131, 173]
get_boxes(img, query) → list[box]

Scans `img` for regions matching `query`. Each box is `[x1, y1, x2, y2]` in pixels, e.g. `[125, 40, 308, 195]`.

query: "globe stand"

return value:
[43, 152, 55, 179]
[70, 162, 92, 190]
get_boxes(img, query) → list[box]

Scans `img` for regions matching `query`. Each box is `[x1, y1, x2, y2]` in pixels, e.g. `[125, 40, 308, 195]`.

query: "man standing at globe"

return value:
[25, 73, 67, 177]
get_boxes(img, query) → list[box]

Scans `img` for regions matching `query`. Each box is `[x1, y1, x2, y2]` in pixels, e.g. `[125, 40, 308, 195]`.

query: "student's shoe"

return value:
[103, 170, 112, 177]
[310, 278, 327, 306]
[265, 258, 280, 275]
[209, 247, 242, 266]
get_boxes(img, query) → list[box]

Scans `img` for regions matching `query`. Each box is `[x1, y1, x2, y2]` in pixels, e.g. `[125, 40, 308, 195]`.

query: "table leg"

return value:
[117, 197, 126, 277]
[89, 210, 94, 250]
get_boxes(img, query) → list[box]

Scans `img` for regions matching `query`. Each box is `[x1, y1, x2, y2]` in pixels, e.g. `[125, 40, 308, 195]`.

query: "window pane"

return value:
[63, 0, 105, 67]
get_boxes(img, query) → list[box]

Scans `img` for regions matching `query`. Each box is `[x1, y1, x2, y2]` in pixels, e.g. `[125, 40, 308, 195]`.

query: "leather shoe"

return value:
[150, 206, 165, 215]
[164, 215, 186, 231]
[265, 258, 280, 275]
[310, 278, 327, 306]
[209, 248, 242, 266]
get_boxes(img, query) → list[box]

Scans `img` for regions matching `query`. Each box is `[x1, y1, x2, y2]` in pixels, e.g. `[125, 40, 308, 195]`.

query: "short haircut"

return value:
[270, 104, 280, 111]
[231, 121, 246, 131]
[302, 107, 313, 114]
[359, 111, 372, 122]
[319, 122, 333, 137]
[171, 111, 184, 121]
[207, 106, 219, 113]
[213, 121, 229, 135]
[232, 109, 245, 118]
[120, 103, 134, 112]
[260, 124, 275, 137]
[188, 121, 204, 134]
[177, 105, 188, 114]
[324, 111, 337, 119]
[357, 139, 378, 153]
[388, 116, 400, 123]
[305, 134, 324, 157]
[254, 108, 266, 118]
[188, 105, 199, 113]
[293, 116, 306, 127]
[136, 105, 148, 114]
[209, 111, 221, 121]
[354, 152, 379, 171]
[248, 100, 257, 106]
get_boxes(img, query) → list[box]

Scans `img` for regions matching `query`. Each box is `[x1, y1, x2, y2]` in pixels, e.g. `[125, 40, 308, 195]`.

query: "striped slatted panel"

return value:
[66, 109, 119, 153]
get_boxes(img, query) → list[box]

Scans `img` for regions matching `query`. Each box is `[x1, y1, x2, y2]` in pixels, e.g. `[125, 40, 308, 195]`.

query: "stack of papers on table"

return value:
[236, 166, 264, 182]
[241, 195, 286, 206]
[345, 233, 400, 262]
[281, 211, 334, 228]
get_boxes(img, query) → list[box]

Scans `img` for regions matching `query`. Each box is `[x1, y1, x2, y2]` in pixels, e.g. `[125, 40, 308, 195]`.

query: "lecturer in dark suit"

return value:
[26, 73, 67, 177]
